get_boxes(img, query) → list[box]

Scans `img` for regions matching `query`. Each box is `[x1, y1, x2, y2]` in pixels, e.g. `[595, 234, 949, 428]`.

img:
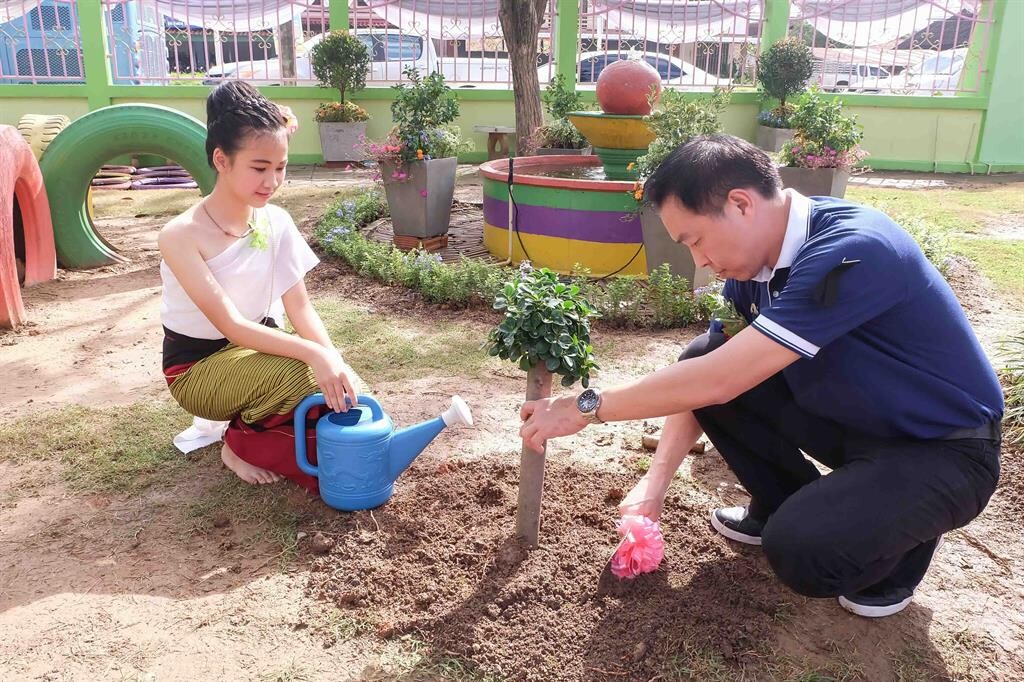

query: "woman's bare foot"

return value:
[221, 443, 282, 485]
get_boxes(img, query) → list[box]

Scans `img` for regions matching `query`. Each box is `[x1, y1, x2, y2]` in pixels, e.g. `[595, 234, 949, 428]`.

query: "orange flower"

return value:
[633, 189, 643, 201]
[626, 162, 635, 171]
[416, 148, 424, 160]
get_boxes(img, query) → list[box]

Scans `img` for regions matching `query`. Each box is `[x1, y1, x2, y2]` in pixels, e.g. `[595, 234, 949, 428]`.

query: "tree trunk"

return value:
[515, 364, 552, 547]
[279, 20, 297, 86]
[498, 0, 548, 156]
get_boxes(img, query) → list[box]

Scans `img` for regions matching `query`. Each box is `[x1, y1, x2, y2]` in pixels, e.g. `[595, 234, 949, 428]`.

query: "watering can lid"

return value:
[320, 401, 392, 442]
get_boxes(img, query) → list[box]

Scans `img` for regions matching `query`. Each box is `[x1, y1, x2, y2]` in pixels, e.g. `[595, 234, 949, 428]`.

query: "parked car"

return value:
[892, 49, 967, 94]
[550, 50, 727, 87]
[203, 30, 510, 86]
[0, 0, 165, 84]
[812, 61, 891, 92]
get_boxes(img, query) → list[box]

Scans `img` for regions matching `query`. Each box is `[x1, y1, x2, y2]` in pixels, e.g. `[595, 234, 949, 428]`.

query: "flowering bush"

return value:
[314, 100, 369, 123]
[757, 105, 794, 130]
[779, 87, 867, 171]
[362, 67, 469, 173]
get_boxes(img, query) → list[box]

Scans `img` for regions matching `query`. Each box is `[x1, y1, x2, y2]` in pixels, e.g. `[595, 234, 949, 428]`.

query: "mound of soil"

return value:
[306, 458, 787, 681]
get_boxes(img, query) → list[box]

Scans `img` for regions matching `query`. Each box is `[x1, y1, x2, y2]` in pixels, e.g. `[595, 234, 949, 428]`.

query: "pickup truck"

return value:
[203, 29, 511, 86]
[811, 60, 892, 92]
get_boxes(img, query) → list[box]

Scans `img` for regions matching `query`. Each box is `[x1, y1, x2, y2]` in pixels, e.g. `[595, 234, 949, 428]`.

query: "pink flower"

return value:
[610, 515, 664, 579]
[420, 190, 428, 197]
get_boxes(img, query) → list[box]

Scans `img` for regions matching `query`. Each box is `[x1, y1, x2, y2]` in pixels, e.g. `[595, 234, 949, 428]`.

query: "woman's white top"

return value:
[160, 204, 319, 339]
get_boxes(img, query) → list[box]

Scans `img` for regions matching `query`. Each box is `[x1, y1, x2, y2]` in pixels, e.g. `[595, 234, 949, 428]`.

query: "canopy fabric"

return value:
[591, 1, 762, 43]
[363, 0, 504, 39]
[793, 0, 980, 47]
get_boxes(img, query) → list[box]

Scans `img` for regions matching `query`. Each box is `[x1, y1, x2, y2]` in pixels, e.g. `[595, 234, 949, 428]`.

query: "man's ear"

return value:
[728, 188, 754, 217]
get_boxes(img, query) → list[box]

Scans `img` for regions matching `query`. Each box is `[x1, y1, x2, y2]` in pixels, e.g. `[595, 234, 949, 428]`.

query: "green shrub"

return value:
[310, 30, 370, 119]
[486, 266, 599, 388]
[757, 37, 813, 114]
[316, 196, 715, 329]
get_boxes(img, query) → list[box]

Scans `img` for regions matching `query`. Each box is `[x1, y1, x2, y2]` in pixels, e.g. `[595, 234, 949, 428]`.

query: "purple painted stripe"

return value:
[483, 195, 641, 244]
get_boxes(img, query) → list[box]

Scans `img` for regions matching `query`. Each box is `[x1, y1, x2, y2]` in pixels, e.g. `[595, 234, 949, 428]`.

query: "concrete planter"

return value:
[639, 206, 713, 290]
[756, 125, 795, 153]
[778, 166, 850, 198]
[317, 121, 367, 163]
[535, 147, 591, 156]
[381, 157, 458, 239]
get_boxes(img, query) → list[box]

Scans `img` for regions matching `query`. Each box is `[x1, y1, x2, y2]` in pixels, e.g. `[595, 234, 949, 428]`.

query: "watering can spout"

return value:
[389, 395, 474, 479]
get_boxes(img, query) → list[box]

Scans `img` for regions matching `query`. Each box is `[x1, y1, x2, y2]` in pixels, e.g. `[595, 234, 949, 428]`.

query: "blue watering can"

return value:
[295, 393, 473, 511]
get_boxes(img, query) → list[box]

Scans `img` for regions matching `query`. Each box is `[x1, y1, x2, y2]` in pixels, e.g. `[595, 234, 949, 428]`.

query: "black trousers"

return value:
[681, 333, 1001, 598]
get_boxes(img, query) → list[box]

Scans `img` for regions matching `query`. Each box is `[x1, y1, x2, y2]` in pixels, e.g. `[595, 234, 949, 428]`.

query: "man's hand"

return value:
[519, 396, 588, 452]
[619, 473, 669, 521]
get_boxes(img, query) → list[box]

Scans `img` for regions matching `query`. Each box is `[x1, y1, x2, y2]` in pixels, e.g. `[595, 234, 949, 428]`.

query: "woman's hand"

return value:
[310, 347, 358, 412]
[618, 473, 668, 521]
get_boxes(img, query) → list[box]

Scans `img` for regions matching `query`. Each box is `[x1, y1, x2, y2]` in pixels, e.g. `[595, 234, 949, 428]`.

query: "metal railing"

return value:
[0, 0, 85, 83]
[0, 0, 999, 93]
[789, 0, 993, 95]
[578, 1, 765, 90]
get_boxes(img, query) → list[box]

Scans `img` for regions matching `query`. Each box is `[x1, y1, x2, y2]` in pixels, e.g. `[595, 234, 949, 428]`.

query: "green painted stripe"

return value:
[857, 158, 978, 173]
[483, 178, 638, 212]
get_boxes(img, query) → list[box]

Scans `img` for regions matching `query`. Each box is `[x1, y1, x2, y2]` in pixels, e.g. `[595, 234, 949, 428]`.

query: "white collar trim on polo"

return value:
[751, 188, 812, 283]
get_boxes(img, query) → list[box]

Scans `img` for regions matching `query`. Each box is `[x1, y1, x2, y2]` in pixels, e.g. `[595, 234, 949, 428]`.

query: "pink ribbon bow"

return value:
[610, 514, 664, 579]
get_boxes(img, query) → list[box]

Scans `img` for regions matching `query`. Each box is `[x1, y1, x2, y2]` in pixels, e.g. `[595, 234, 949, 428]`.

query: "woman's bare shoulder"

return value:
[159, 205, 202, 250]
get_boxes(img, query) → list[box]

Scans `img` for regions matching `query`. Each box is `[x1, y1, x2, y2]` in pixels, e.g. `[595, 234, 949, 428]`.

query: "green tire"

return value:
[39, 104, 216, 268]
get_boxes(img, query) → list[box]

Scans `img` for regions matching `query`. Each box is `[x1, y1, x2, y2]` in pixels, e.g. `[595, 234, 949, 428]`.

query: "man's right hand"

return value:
[619, 473, 668, 521]
[310, 347, 357, 413]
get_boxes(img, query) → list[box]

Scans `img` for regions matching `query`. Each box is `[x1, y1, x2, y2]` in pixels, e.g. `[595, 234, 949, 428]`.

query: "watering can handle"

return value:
[294, 394, 386, 478]
[294, 393, 326, 477]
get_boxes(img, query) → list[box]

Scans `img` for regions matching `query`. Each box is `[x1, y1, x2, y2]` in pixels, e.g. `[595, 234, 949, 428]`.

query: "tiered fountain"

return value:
[479, 59, 706, 286]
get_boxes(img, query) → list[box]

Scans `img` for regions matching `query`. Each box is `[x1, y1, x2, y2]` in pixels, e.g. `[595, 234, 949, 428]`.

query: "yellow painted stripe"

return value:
[484, 223, 648, 277]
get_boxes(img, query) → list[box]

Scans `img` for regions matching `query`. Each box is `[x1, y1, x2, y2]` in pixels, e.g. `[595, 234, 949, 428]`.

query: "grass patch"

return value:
[185, 477, 304, 560]
[314, 299, 493, 382]
[660, 642, 734, 681]
[950, 237, 1024, 298]
[847, 185, 1024, 235]
[365, 637, 505, 681]
[0, 401, 192, 494]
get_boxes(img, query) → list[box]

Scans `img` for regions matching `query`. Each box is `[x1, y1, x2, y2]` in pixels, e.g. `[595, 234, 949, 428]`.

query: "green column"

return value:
[77, 0, 111, 110]
[960, 0, 998, 95]
[330, 0, 350, 31]
[555, 0, 580, 87]
[975, 0, 1024, 169]
[760, 0, 791, 54]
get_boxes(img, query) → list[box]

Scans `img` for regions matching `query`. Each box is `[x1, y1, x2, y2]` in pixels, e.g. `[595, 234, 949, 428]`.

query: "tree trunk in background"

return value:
[515, 365, 552, 547]
[279, 20, 297, 85]
[499, 0, 548, 155]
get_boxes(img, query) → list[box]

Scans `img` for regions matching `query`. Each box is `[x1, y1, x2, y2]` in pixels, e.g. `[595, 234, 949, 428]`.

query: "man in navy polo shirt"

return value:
[519, 134, 1002, 618]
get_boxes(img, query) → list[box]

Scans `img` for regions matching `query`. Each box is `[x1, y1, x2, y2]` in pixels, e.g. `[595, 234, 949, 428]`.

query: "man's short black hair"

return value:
[644, 134, 783, 215]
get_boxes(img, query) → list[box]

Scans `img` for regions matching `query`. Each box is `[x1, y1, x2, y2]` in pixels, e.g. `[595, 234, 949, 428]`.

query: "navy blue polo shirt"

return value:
[723, 191, 1003, 440]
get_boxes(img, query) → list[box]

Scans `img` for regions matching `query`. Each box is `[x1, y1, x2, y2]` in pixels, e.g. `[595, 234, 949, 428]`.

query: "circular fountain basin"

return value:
[479, 155, 648, 277]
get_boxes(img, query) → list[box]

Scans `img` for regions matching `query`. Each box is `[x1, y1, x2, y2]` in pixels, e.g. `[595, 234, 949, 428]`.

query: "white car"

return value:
[892, 49, 967, 94]
[203, 30, 509, 86]
[548, 50, 728, 88]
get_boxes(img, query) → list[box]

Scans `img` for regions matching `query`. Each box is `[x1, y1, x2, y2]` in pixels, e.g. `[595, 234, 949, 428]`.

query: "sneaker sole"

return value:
[709, 510, 762, 546]
[838, 594, 913, 618]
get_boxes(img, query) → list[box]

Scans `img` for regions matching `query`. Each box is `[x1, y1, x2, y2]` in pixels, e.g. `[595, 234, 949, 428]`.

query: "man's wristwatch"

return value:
[576, 387, 604, 425]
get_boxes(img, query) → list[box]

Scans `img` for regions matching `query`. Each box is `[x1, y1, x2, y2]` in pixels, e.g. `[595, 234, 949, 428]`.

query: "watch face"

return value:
[577, 389, 599, 413]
